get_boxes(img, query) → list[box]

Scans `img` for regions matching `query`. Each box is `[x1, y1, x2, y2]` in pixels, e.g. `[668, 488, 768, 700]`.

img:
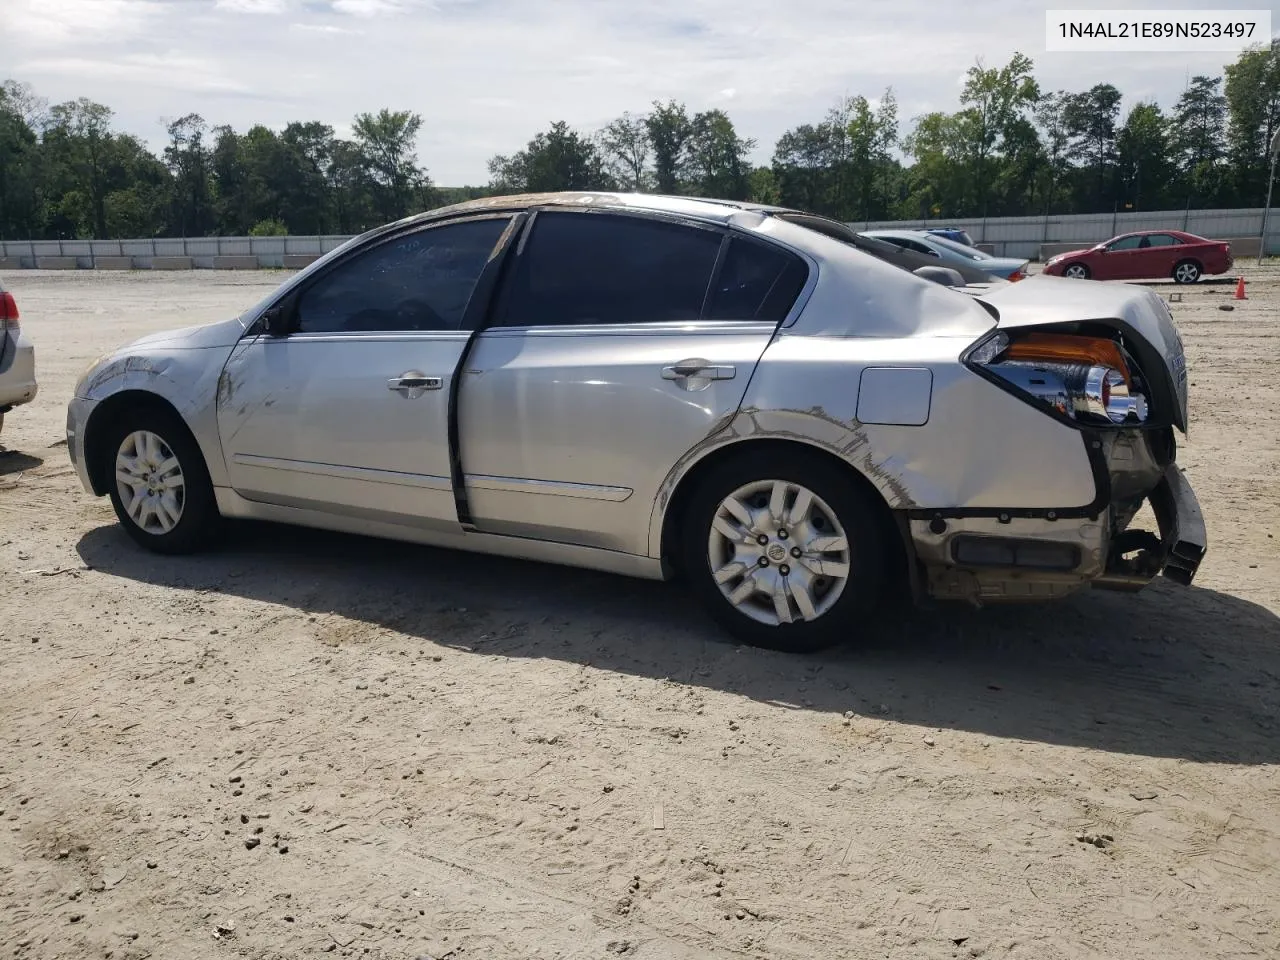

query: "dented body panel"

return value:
[66, 191, 1206, 607]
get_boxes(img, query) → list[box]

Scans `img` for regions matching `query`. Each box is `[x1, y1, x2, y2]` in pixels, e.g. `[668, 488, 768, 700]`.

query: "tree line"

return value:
[1, 42, 1277, 240]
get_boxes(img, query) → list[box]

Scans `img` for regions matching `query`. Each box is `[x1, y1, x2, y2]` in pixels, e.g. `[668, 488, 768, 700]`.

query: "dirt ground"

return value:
[1, 265, 1277, 960]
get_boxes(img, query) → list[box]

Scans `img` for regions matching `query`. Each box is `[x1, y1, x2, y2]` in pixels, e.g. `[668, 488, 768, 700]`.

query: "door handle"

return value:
[387, 371, 442, 399]
[662, 361, 736, 382]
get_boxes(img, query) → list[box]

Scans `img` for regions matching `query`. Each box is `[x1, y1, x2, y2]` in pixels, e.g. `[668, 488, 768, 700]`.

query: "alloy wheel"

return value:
[706, 479, 851, 627]
[1174, 262, 1199, 284]
[115, 430, 186, 534]
[1063, 264, 1088, 279]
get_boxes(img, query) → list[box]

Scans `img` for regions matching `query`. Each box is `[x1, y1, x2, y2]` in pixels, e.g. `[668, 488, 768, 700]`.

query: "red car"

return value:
[1042, 230, 1233, 284]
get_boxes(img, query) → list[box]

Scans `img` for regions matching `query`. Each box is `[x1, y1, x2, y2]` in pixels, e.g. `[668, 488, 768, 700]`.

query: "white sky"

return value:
[4, 0, 1277, 184]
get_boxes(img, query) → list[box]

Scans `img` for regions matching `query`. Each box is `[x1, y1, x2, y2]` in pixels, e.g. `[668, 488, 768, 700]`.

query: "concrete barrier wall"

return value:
[152, 257, 194, 271]
[0, 257, 22, 271]
[35, 257, 79, 270]
[283, 254, 320, 269]
[213, 255, 260, 270]
[94, 257, 134, 270]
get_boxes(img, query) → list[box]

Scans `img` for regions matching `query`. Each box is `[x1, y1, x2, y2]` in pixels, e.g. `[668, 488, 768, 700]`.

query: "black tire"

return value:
[101, 404, 220, 554]
[1173, 259, 1201, 285]
[1062, 263, 1091, 280]
[680, 450, 888, 653]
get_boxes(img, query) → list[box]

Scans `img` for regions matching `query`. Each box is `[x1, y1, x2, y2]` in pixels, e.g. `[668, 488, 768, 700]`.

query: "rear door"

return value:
[457, 210, 809, 555]
[1143, 233, 1184, 277]
[217, 215, 515, 531]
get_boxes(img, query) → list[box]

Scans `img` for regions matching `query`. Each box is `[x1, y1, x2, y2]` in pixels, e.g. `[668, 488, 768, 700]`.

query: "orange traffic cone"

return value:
[1234, 276, 1247, 300]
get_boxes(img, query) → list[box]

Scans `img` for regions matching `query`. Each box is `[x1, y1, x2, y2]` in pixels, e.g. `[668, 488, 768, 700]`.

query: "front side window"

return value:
[295, 217, 510, 334]
[491, 212, 722, 327]
[1108, 236, 1143, 251]
[708, 238, 808, 323]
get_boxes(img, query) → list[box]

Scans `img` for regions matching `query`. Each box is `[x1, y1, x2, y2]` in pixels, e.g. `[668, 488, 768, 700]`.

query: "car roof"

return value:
[408, 191, 790, 228]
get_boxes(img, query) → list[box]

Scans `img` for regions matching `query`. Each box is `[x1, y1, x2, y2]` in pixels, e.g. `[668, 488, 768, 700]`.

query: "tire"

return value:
[1062, 263, 1090, 280]
[680, 450, 888, 653]
[1173, 259, 1201, 285]
[102, 404, 219, 554]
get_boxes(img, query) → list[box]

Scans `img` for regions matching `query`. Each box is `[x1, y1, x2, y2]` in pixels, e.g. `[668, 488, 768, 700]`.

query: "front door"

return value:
[218, 215, 513, 531]
[458, 210, 810, 555]
[1097, 234, 1144, 279]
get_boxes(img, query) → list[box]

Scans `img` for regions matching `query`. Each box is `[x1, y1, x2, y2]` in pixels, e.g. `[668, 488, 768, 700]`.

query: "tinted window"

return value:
[708, 238, 808, 322]
[1109, 236, 1143, 251]
[492, 212, 721, 327]
[296, 218, 508, 333]
[1146, 233, 1182, 247]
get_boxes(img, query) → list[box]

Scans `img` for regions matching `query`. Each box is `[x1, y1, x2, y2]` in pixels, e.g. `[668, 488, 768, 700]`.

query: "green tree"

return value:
[488, 121, 613, 192]
[597, 111, 651, 191]
[44, 98, 117, 237]
[1116, 102, 1173, 211]
[0, 82, 42, 238]
[644, 100, 694, 193]
[685, 109, 755, 200]
[955, 52, 1040, 215]
[1062, 83, 1122, 208]
[163, 113, 213, 237]
[1224, 41, 1280, 205]
[1171, 76, 1229, 205]
[352, 109, 430, 223]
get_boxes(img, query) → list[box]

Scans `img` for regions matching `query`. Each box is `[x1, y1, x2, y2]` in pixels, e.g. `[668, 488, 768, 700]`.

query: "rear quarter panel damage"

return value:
[649, 333, 1098, 556]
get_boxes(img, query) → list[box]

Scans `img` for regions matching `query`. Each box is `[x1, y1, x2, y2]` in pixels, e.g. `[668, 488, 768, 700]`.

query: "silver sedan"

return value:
[66, 193, 1206, 653]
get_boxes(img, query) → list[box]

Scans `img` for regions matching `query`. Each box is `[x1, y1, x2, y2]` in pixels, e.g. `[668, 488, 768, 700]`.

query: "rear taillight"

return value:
[1008, 270, 1025, 282]
[0, 291, 18, 330]
[969, 330, 1149, 425]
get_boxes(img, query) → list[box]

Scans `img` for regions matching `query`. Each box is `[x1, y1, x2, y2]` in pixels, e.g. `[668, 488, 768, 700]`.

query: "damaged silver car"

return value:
[65, 193, 1206, 652]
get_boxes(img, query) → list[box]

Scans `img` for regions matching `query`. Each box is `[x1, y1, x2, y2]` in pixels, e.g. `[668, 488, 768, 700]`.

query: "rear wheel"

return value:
[1173, 260, 1201, 284]
[102, 406, 219, 554]
[680, 451, 887, 653]
[1062, 263, 1090, 280]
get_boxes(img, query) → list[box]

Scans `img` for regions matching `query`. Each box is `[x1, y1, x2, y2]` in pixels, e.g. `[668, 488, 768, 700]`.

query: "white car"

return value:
[0, 277, 37, 438]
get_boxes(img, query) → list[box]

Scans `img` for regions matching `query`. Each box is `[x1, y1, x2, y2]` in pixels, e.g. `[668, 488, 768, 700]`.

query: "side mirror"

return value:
[913, 265, 965, 287]
[261, 302, 294, 338]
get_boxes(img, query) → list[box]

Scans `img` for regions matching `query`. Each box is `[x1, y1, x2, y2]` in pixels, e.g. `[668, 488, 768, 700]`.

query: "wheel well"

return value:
[659, 438, 911, 588]
[83, 391, 190, 496]
[1174, 257, 1202, 270]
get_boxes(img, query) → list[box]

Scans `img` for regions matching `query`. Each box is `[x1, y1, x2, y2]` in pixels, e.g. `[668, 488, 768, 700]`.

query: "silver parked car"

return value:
[0, 276, 38, 438]
[66, 193, 1206, 652]
[863, 229, 1030, 281]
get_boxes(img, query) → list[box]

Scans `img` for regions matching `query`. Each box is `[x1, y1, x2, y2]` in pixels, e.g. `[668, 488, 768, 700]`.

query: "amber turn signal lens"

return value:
[1004, 333, 1130, 383]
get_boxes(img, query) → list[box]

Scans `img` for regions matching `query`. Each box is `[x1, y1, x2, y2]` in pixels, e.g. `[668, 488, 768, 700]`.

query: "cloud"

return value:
[215, 0, 291, 12]
[330, 0, 412, 16]
[3, 0, 1253, 184]
[6, 0, 163, 45]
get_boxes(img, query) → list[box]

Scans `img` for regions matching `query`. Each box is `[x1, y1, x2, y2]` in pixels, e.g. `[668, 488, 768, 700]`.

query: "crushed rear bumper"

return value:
[1148, 464, 1206, 585]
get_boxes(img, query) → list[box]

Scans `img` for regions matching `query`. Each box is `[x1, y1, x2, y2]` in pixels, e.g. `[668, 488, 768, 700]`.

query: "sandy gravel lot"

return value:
[1, 266, 1278, 960]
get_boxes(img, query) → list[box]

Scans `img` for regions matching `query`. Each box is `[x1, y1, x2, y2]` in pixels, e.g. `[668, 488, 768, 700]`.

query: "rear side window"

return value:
[708, 238, 808, 323]
[492, 212, 722, 327]
[1146, 234, 1182, 247]
[296, 217, 509, 334]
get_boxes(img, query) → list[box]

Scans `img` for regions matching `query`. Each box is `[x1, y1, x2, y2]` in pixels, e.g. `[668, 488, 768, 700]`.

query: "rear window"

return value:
[708, 238, 808, 323]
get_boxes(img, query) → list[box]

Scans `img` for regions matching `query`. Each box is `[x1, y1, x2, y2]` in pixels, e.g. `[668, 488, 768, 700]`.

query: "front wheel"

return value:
[680, 451, 888, 653]
[1062, 263, 1090, 280]
[103, 406, 219, 554]
[1173, 260, 1201, 284]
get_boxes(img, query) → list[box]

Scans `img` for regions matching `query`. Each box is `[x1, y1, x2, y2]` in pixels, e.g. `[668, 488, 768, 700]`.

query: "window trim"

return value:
[244, 212, 517, 340]
[479, 206, 814, 334]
